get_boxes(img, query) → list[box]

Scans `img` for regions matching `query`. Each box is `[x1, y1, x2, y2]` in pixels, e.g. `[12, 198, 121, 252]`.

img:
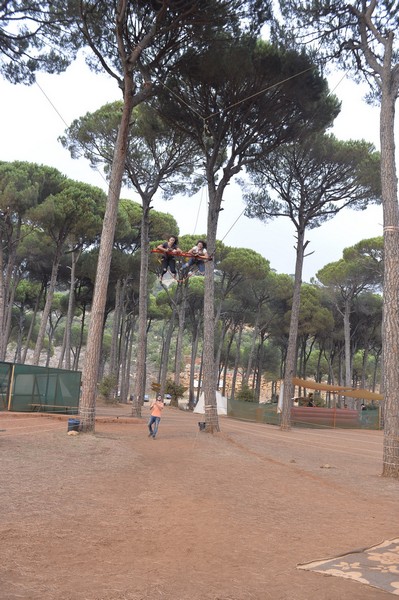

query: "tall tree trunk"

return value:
[21, 286, 44, 364]
[64, 250, 78, 371]
[45, 313, 62, 367]
[0, 235, 5, 359]
[361, 345, 369, 391]
[132, 199, 151, 417]
[215, 317, 229, 389]
[255, 338, 266, 401]
[222, 326, 236, 397]
[196, 347, 204, 406]
[159, 304, 177, 395]
[0, 219, 21, 360]
[202, 183, 222, 432]
[32, 249, 62, 365]
[118, 310, 129, 403]
[373, 349, 381, 393]
[174, 285, 187, 386]
[14, 308, 24, 363]
[231, 323, 243, 401]
[3, 267, 20, 359]
[74, 302, 87, 371]
[79, 83, 135, 432]
[381, 80, 399, 477]
[343, 295, 354, 408]
[281, 231, 307, 430]
[343, 297, 352, 387]
[188, 315, 201, 409]
[59, 248, 80, 370]
[124, 320, 135, 402]
[243, 309, 260, 387]
[109, 278, 123, 378]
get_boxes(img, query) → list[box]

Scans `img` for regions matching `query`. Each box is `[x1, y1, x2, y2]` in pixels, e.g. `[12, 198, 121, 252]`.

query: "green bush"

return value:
[165, 379, 187, 408]
[98, 374, 118, 403]
[236, 384, 257, 403]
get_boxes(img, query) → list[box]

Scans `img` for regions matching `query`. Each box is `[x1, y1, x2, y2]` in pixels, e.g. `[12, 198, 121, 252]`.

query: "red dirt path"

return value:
[1, 404, 398, 600]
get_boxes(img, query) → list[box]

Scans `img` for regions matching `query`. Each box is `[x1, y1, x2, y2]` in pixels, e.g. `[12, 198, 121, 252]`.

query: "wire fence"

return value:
[227, 398, 381, 430]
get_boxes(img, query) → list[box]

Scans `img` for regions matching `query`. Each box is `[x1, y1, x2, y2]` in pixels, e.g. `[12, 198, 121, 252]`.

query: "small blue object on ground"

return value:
[67, 418, 80, 432]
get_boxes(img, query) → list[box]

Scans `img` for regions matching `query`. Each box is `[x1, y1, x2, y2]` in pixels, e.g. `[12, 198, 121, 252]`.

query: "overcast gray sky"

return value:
[0, 54, 387, 281]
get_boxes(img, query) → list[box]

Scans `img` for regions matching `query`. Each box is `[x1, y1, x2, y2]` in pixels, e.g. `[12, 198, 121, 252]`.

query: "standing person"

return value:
[181, 240, 209, 276]
[157, 236, 181, 281]
[148, 393, 164, 439]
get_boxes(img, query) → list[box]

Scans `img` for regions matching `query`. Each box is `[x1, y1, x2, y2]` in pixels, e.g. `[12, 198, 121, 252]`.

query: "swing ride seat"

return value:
[150, 248, 212, 260]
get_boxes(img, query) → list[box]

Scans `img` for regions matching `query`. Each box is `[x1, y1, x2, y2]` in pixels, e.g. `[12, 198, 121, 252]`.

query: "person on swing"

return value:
[157, 235, 181, 281]
[181, 240, 209, 277]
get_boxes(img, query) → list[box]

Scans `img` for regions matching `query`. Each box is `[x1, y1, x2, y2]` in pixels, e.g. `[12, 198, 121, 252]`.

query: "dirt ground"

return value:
[1, 403, 398, 600]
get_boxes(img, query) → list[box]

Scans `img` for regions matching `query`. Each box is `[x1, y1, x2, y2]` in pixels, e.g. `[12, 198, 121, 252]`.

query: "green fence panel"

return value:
[0, 362, 81, 414]
[227, 398, 381, 430]
[227, 399, 280, 425]
[0, 362, 11, 410]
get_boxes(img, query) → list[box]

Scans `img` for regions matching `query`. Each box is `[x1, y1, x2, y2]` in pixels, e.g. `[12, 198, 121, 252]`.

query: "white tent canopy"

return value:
[193, 391, 227, 416]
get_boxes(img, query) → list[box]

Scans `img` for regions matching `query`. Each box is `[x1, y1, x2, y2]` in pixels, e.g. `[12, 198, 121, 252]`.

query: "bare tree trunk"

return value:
[188, 315, 201, 409]
[255, 338, 266, 401]
[116, 298, 129, 399]
[132, 200, 151, 417]
[118, 312, 130, 403]
[79, 84, 135, 432]
[0, 220, 21, 360]
[127, 322, 136, 398]
[73, 302, 87, 371]
[58, 325, 67, 368]
[230, 323, 243, 401]
[0, 237, 5, 359]
[109, 278, 123, 378]
[214, 317, 229, 389]
[202, 184, 221, 432]
[196, 347, 204, 406]
[242, 310, 260, 387]
[33, 249, 62, 365]
[59, 248, 80, 370]
[14, 308, 24, 363]
[381, 80, 399, 477]
[21, 286, 44, 364]
[222, 325, 236, 397]
[360, 345, 369, 390]
[281, 232, 307, 430]
[45, 313, 62, 367]
[372, 348, 382, 393]
[174, 285, 187, 386]
[159, 304, 177, 395]
[3, 267, 21, 360]
[343, 296, 354, 408]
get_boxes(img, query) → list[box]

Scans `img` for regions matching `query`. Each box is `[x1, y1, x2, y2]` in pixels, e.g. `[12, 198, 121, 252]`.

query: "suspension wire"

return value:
[209, 64, 354, 242]
[220, 207, 246, 242]
[328, 70, 348, 96]
[157, 65, 316, 127]
[205, 66, 315, 123]
[35, 80, 70, 127]
[192, 186, 205, 234]
[33, 53, 351, 244]
[157, 65, 319, 237]
[34, 79, 110, 190]
[156, 78, 205, 120]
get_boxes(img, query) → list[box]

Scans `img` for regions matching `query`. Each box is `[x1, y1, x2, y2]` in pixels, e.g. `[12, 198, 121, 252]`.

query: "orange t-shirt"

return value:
[150, 400, 164, 417]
